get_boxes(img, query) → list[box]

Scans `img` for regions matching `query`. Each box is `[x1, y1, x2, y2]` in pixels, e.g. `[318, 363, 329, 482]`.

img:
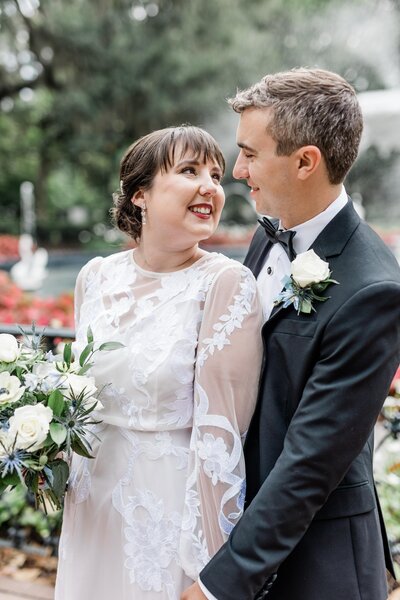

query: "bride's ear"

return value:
[132, 189, 145, 208]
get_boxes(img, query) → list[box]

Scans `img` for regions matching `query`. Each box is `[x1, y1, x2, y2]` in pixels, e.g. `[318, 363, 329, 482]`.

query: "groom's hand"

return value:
[181, 581, 207, 600]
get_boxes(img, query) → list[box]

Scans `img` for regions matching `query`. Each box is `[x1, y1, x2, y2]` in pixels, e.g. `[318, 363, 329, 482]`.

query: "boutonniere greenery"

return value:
[274, 250, 339, 315]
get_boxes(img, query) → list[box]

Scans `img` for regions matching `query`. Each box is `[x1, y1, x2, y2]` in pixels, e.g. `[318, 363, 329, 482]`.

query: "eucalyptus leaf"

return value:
[63, 343, 72, 367]
[87, 326, 94, 344]
[25, 470, 39, 493]
[300, 298, 313, 314]
[0, 480, 9, 495]
[48, 389, 66, 417]
[313, 282, 330, 293]
[50, 422, 68, 445]
[71, 435, 95, 459]
[311, 293, 330, 302]
[98, 342, 125, 352]
[42, 432, 57, 448]
[48, 459, 69, 498]
[79, 342, 94, 367]
[77, 364, 93, 376]
[2, 472, 21, 487]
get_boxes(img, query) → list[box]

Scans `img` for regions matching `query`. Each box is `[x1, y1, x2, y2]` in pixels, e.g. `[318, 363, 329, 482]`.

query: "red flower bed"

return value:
[0, 235, 20, 261]
[0, 270, 74, 328]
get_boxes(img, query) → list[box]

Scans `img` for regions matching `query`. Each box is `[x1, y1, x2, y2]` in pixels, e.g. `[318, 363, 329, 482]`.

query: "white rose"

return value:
[291, 250, 330, 288]
[61, 373, 100, 407]
[0, 371, 25, 405]
[0, 334, 20, 363]
[9, 403, 53, 453]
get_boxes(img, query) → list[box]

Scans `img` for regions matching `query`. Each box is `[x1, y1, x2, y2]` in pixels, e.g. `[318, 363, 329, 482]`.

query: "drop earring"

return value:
[141, 203, 147, 225]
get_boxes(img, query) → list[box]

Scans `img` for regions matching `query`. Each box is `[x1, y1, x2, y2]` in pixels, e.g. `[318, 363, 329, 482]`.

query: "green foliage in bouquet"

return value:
[0, 325, 123, 512]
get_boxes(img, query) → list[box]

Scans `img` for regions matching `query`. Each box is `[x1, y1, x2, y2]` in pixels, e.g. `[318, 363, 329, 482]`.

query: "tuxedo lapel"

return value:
[264, 201, 361, 326]
[310, 199, 360, 260]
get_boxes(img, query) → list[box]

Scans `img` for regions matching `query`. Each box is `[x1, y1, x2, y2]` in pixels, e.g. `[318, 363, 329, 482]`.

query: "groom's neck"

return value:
[280, 180, 342, 230]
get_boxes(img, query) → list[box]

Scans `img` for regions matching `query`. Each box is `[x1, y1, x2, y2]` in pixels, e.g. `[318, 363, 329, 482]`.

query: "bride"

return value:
[55, 125, 263, 599]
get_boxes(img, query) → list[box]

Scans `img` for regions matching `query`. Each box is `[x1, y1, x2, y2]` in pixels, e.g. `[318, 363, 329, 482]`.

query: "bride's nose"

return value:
[199, 175, 218, 196]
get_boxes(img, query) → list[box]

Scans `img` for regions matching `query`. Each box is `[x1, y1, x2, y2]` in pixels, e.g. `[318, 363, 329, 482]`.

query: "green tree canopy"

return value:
[0, 0, 397, 243]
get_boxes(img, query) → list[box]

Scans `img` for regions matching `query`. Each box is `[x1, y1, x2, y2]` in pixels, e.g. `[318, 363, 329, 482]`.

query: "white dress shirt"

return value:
[257, 187, 348, 319]
[198, 188, 349, 600]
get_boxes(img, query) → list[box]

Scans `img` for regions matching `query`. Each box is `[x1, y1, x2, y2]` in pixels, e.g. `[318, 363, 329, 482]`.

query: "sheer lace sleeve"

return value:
[180, 262, 263, 579]
[73, 257, 102, 329]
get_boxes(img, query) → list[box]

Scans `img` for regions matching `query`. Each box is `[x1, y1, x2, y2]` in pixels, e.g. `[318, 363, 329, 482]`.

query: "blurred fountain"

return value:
[10, 181, 48, 291]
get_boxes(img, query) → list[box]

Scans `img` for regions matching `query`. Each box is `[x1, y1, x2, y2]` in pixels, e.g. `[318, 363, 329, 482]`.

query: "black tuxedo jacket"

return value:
[201, 201, 400, 600]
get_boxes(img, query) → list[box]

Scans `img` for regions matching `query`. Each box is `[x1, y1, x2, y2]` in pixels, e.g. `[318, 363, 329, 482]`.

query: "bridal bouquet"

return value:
[0, 325, 122, 511]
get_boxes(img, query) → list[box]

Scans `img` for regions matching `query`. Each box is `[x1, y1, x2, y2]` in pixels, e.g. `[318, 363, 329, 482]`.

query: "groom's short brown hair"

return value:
[229, 68, 363, 185]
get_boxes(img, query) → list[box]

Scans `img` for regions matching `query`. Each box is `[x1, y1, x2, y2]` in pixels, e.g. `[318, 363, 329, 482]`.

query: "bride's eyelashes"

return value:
[179, 165, 223, 183]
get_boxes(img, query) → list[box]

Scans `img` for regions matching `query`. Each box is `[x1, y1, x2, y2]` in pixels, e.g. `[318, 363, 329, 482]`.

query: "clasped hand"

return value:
[181, 581, 208, 600]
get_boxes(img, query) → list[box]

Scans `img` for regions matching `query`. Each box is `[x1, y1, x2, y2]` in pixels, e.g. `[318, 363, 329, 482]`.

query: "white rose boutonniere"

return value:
[274, 250, 339, 315]
[291, 250, 331, 288]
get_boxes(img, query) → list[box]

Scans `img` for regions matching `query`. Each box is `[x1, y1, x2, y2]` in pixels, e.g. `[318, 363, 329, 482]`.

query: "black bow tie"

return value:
[258, 216, 297, 261]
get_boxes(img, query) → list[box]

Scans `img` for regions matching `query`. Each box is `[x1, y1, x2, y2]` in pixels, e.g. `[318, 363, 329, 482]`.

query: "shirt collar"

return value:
[281, 187, 349, 255]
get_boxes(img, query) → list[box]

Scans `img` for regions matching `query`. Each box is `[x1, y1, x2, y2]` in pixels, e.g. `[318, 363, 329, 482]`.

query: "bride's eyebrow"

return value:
[174, 158, 223, 175]
[174, 158, 200, 167]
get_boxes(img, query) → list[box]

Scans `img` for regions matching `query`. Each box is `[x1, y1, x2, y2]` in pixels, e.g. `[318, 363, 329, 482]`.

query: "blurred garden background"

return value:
[1, 0, 400, 594]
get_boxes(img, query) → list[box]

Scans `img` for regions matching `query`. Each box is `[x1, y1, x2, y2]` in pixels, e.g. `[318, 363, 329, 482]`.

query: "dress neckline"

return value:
[130, 249, 215, 277]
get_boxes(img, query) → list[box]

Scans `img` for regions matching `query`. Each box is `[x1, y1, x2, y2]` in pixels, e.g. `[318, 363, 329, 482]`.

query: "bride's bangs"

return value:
[161, 127, 225, 174]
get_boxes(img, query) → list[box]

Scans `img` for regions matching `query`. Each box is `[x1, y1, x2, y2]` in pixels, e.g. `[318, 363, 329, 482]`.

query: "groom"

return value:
[182, 68, 400, 599]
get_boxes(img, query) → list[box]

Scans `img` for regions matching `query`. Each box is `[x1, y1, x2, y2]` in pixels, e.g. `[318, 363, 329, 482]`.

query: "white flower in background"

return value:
[0, 372, 25, 405]
[61, 373, 97, 399]
[33, 362, 63, 392]
[60, 373, 103, 410]
[291, 250, 330, 288]
[197, 433, 230, 485]
[0, 334, 20, 363]
[45, 350, 60, 363]
[0, 429, 14, 459]
[24, 372, 40, 392]
[9, 403, 53, 453]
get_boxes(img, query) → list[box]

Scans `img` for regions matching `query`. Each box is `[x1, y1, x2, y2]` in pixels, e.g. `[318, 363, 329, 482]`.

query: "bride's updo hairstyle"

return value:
[112, 125, 225, 241]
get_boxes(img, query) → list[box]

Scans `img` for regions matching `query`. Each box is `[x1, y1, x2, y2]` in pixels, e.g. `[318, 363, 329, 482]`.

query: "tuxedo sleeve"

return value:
[200, 279, 400, 599]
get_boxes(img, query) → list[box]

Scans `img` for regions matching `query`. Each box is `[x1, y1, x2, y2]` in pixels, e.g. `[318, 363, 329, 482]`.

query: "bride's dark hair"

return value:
[111, 125, 225, 241]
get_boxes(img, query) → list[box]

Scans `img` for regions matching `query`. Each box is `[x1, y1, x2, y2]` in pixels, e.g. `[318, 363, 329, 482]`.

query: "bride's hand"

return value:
[181, 581, 208, 600]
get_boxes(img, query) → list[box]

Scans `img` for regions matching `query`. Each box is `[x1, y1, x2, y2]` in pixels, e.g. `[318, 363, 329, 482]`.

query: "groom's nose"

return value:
[233, 152, 249, 180]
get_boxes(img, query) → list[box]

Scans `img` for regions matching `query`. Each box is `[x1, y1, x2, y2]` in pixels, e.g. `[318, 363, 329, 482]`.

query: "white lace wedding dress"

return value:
[55, 249, 263, 600]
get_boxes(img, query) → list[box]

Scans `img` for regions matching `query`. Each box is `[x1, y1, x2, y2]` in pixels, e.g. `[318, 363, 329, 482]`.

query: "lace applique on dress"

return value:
[56, 251, 263, 600]
[123, 490, 182, 600]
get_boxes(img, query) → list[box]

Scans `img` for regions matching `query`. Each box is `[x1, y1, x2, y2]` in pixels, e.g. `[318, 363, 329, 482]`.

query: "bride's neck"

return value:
[133, 242, 205, 273]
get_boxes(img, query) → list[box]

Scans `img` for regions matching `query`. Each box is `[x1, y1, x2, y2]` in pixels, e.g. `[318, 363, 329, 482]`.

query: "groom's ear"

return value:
[295, 145, 322, 180]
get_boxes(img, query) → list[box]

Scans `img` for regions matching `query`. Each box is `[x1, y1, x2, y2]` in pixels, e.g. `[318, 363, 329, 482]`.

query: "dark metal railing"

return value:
[0, 323, 75, 339]
[0, 323, 75, 352]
